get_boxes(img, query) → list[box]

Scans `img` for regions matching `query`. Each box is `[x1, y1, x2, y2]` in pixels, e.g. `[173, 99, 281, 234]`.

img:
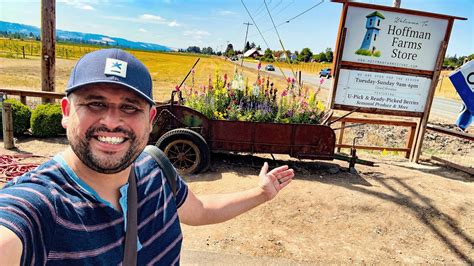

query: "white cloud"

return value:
[183, 30, 210, 41]
[140, 14, 165, 22]
[218, 10, 236, 16]
[59, 0, 96, 11]
[168, 20, 180, 27]
[139, 28, 147, 32]
[104, 14, 180, 27]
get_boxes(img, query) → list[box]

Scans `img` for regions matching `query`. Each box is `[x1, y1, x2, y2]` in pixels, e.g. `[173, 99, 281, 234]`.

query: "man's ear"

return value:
[148, 106, 157, 133]
[61, 97, 70, 129]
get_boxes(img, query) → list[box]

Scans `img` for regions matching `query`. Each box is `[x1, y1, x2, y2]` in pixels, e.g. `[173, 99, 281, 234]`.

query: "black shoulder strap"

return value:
[123, 164, 137, 265]
[144, 145, 177, 199]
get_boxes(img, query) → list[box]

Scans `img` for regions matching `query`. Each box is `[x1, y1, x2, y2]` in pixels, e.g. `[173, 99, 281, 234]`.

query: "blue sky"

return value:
[0, 0, 472, 56]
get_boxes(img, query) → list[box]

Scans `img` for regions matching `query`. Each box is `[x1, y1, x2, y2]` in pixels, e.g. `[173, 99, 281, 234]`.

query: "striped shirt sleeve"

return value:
[0, 180, 57, 265]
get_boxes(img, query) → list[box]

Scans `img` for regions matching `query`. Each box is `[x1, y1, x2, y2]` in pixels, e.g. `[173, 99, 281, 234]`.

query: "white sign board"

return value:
[335, 69, 432, 112]
[342, 6, 448, 71]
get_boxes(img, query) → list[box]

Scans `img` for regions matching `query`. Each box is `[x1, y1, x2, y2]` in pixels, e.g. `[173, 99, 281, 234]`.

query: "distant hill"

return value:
[0, 20, 172, 52]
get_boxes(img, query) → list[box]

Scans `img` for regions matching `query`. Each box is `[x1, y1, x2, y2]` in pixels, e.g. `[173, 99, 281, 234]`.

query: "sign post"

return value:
[330, 0, 466, 162]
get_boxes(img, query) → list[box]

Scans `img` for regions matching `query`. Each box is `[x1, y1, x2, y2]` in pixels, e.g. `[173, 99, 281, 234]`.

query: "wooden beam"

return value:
[336, 144, 410, 152]
[2, 102, 14, 149]
[431, 156, 474, 175]
[41, 0, 56, 103]
[427, 124, 474, 141]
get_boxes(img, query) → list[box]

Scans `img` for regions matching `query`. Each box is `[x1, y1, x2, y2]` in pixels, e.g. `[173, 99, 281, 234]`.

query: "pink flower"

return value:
[175, 85, 180, 92]
[258, 62, 261, 70]
[224, 73, 228, 80]
[287, 77, 291, 83]
[319, 78, 324, 85]
[281, 90, 288, 97]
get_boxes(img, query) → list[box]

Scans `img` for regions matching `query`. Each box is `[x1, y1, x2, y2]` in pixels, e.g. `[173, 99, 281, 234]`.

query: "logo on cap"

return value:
[104, 58, 128, 78]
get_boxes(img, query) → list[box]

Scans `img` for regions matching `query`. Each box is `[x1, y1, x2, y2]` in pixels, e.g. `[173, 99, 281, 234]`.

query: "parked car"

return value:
[319, 68, 332, 78]
[265, 64, 275, 71]
[230, 56, 238, 61]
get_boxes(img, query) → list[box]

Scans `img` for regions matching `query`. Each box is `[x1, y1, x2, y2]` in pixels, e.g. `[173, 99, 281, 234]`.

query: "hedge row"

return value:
[0, 99, 65, 138]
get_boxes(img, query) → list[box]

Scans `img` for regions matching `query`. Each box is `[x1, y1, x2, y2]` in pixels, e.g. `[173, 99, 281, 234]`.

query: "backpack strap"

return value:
[144, 145, 177, 199]
[123, 164, 137, 265]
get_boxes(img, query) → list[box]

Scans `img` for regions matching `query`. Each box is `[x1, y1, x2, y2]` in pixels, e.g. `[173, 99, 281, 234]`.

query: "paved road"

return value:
[236, 60, 461, 123]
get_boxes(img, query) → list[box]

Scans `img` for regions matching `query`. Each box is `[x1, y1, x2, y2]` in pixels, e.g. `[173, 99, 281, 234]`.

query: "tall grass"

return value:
[0, 39, 307, 102]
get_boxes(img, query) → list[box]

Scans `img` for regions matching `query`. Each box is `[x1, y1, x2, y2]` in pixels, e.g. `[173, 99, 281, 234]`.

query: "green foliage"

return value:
[325, 48, 334, 62]
[30, 104, 65, 137]
[355, 49, 372, 56]
[298, 48, 313, 62]
[0, 99, 31, 136]
[262, 48, 273, 62]
[355, 49, 380, 57]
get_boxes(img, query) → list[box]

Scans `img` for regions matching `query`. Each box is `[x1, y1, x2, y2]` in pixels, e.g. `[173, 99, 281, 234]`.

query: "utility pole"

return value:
[241, 22, 253, 67]
[41, 0, 55, 103]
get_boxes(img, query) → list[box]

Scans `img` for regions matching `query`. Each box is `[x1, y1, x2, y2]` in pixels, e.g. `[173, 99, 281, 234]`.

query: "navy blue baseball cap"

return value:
[65, 49, 155, 105]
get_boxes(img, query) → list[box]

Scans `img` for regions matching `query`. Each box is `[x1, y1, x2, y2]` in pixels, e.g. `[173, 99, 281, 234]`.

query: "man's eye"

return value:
[121, 105, 139, 114]
[87, 102, 106, 109]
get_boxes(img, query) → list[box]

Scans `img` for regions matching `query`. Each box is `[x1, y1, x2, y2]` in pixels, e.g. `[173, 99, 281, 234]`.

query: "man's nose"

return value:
[99, 107, 125, 128]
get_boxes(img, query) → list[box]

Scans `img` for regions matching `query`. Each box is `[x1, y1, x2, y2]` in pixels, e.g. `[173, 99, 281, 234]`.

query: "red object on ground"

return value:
[0, 155, 38, 181]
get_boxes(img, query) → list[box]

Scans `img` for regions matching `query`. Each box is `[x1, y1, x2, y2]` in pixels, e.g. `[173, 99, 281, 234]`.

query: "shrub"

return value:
[0, 98, 32, 136]
[30, 103, 65, 137]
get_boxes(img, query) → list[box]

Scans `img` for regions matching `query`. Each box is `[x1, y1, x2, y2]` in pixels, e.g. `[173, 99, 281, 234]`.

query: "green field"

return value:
[0, 38, 460, 101]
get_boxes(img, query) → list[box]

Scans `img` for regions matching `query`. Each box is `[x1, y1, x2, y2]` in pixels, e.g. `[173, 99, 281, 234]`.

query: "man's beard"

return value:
[69, 126, 145, 174]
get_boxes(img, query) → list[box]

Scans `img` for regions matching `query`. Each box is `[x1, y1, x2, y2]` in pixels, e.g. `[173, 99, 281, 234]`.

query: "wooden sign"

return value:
[329, 0, 465, 117]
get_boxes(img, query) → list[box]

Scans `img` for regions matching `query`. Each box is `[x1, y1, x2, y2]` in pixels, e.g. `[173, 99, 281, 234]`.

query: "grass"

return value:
[0, 38, 461, 102]
[0, 39, 319, 103]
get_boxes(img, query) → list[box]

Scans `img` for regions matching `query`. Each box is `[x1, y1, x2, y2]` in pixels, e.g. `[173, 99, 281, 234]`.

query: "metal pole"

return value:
[41, 0, 56, 103]
[241, 22, 253, 68]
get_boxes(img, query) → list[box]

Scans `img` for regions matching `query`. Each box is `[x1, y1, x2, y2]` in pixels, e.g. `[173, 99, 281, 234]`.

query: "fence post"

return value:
[405, 124, 416, 158]
[337, 121, 345, 153]
[2, 102, 15, 149]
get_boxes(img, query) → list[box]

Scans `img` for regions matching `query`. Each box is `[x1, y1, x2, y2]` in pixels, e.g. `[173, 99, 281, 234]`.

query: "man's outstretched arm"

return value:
[0, 225, 23, 265]
[178, 162, 294, 226]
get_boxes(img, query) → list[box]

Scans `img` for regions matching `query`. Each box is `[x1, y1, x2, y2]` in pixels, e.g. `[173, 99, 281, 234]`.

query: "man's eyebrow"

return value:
[123, 97, 143, 106]
[82, 94, 106, 101]
[80, 95, 143, 106]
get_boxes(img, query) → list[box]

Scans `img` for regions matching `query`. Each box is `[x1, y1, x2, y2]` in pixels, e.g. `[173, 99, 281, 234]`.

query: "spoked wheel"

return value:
[163, 139, 201, 174]
[156, 129, 210, 175]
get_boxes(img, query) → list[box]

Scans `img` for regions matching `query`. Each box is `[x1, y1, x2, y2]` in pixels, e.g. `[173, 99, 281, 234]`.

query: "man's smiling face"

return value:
[61, 83, 157, 174]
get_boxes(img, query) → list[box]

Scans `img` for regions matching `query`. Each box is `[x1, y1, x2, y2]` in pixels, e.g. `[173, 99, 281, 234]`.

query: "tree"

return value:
[263, 48, 273, 62]
[325, 48, 334, 63]
[298, 48, 313, 62]
[202, 46, 214, 55]
[224, 43, 235, 57]
[244, 41, 251, 53]
[318, 52, 327, 62]
[186, 46, 201, 53]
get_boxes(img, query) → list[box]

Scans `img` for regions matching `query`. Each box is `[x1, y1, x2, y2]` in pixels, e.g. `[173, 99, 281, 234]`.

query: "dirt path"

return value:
[1, 137, 472, 264]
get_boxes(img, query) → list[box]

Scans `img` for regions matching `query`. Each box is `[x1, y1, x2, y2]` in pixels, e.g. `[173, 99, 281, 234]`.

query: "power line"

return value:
[283, 0, 324, 24]
[241, 0, 289, 80]
[249, 0, 325, 39]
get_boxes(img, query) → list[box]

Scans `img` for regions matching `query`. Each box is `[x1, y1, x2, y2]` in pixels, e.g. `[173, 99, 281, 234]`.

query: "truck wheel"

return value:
[155, 129, 210, 175]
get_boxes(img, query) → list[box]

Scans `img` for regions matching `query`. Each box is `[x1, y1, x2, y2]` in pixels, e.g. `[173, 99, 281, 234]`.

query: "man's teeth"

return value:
[97, 136, 125, 144]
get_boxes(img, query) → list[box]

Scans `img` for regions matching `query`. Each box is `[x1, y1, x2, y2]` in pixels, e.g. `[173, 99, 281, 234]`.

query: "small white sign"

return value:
[342, 6, 448, 71]
[104, 58, 128, 78]
[335, 69, 431, 112]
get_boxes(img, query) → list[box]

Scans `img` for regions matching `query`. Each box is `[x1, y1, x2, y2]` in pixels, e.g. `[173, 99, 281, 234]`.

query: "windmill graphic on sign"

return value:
[356, 11, 385, 57]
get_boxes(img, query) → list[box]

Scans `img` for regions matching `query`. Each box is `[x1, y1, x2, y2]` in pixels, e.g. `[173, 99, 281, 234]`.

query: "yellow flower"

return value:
[317, 101, 325, 111]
